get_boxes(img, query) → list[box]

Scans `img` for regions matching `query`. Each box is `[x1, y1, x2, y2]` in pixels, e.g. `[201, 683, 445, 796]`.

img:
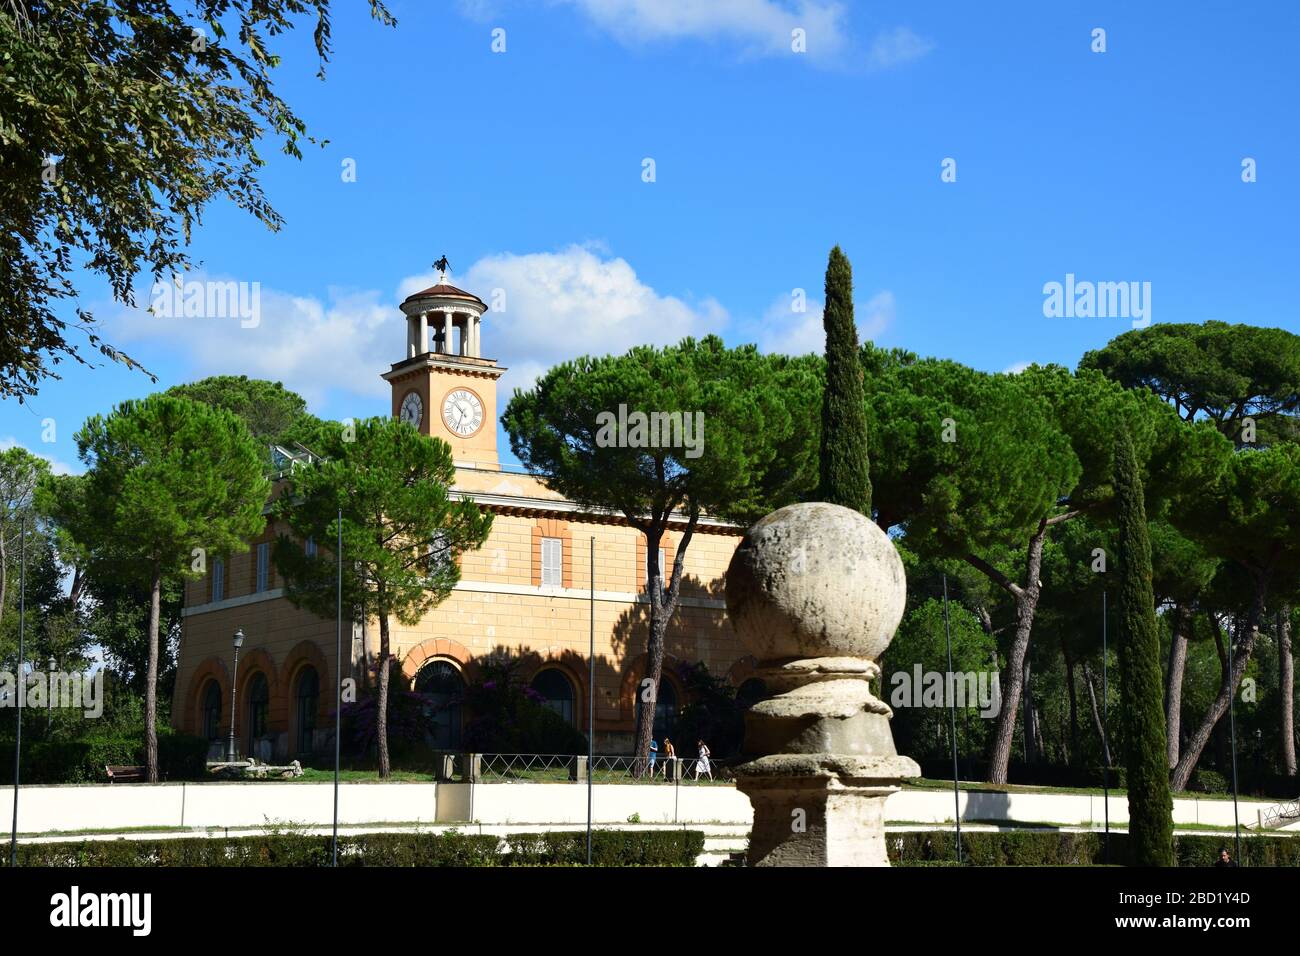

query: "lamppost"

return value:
[227, 629, 245, 763]
[1227, 627, 1242, 863]
[46, 657, 56, 734]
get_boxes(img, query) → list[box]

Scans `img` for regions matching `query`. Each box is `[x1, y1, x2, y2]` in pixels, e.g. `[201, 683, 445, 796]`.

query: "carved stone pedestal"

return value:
[725, 502, 920, 867]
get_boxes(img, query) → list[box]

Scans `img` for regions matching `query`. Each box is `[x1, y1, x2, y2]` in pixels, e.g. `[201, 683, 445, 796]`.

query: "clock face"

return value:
[399, 391, 423, 428]
[442, 387, 484, 437]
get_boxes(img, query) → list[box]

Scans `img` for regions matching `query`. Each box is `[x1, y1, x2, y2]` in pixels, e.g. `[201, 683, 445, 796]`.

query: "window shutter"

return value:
[541, 537, 563, 586]
[256, 542, 270, 593]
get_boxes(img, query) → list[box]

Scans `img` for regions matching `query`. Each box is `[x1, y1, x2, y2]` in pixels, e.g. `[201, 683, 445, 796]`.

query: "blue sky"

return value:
[4, 0, 1297, 472]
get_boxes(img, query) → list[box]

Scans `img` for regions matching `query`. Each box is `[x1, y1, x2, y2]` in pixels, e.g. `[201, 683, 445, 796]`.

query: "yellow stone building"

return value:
[171, 280, 753, 759]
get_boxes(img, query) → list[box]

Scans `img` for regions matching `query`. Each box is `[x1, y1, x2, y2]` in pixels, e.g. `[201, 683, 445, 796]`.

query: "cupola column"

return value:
[443, 311, 454, 356]
[418, 311, 429, 354]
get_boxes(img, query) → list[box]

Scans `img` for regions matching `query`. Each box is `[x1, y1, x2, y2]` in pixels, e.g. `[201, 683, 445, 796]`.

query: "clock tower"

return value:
[382, 271, 505, 467]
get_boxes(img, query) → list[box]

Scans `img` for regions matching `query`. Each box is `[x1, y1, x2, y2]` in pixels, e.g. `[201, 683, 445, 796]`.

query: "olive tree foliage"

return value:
[272, 417, 493, 778]
[40, 395, 269, 781]
[503, 336, 820, 769]
[1081, 321, 1300, 445]
[0, 0, 395, 400]
[862, 348, 1214, 783]
[1169, 443, 1300, 790]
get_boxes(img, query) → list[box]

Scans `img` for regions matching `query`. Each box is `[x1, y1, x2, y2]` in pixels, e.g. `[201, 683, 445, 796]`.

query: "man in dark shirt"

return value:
[1213, 847, 1238, 868]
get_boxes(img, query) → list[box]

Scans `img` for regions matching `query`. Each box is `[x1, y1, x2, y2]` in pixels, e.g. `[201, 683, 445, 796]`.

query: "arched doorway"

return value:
[201, 680, 222, 742]
[294, 666, 320, 755]
[245, 672, 270, 759]
[530, 668, 576, 725]
[637, 676, 680, 740]
[737, 678, 767, 710]
[414, 660, 464, 750]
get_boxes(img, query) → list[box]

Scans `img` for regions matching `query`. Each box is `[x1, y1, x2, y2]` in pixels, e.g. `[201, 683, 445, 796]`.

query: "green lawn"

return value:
[289, 765, 733, 785]
[903, 776, 1269, 802]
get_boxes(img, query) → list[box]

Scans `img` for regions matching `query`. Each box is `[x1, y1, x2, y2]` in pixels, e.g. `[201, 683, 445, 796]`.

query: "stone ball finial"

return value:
[725, 502, 906, 662]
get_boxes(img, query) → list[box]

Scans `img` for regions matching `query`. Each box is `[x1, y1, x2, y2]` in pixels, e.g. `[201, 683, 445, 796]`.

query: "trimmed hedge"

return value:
[2, 829, 705, 867]
[505, 829, 705, 866]
[889, 830, 1300, 867]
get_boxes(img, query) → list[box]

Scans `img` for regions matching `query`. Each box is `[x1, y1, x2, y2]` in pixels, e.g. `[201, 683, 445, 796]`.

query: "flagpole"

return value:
[333, 507, 342, 868]
[1102, 590, 1110, 865]
[941, 574, 962, 863]
[9, 516, 25, 867]
[587, 535, 595, 866]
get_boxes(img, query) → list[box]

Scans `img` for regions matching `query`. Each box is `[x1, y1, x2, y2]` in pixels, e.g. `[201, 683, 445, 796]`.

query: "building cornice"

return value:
[453, 489, 740, 534]
[382, 354, 505, 383]
[183, 579, 725, 618]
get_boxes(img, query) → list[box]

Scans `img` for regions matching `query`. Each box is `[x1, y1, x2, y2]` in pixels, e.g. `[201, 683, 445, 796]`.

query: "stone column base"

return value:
[734, 754, 920, 867]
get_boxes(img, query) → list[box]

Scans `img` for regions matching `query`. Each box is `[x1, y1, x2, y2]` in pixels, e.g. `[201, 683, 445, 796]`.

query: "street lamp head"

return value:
[48, 657, 56, 671]
[233, 628, 245, 650]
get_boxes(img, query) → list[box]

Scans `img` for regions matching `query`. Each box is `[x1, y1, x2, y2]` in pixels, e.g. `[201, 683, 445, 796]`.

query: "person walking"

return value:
[647, 737, 658, 777]
[694, 739, 712, 781]
[662, 737, 676, 778]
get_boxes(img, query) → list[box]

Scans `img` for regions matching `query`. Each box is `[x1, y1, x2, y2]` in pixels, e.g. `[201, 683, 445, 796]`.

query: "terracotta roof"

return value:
[402, 283, 486, 307]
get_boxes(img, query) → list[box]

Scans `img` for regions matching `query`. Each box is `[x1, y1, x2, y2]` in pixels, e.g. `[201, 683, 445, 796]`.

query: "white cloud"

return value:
[0, 437, 79, 475]
[458, 1, 930, 71]
[109, 279, 396, 410]
[755, 289, 895, 356]
[107, 247, 727, 413]
[864, 25, 934, 71]
[556, 0, 850, 59]
[456, 245, 728, 397]
[1003, 361, 1032, 375]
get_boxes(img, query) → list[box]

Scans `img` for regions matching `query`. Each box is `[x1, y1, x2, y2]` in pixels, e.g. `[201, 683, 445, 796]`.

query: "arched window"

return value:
[737, 678, 767, 710]
[415, 660, 463, 750]
[295, 666, 320, 755]
[201, 680, 222, 741]
[530, 668, 576, 725]
[638, 676, 680, 740]
[246, 672, 270, 755]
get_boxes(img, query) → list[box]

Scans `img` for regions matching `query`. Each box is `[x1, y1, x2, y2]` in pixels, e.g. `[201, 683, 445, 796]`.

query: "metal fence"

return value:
[433, 752, 729, 785]
[1254, 798, 1300, 830]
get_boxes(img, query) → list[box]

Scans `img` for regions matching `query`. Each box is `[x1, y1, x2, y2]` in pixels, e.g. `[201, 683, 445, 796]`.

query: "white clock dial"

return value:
[399, 391, 423, 428]
[442, 388, 484, 437]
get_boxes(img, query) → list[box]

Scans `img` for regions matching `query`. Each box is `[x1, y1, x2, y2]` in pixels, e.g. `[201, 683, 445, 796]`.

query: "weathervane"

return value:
[433, 255, 450, 284]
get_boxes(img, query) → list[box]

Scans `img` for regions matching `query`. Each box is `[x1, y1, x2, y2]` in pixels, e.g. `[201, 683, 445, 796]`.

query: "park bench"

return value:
[104, 764, 146, 783]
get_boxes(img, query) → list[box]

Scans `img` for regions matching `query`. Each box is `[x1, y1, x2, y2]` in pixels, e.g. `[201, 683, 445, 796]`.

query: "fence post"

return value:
[571, 755, 588, 783]
[434, 751, 456, 783]
[465, 753, 482, 783]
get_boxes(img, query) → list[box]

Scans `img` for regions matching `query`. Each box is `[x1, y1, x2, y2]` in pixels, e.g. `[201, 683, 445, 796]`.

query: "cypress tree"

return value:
[1114, 427, 1175, 866]
[818, 246, 872, 515]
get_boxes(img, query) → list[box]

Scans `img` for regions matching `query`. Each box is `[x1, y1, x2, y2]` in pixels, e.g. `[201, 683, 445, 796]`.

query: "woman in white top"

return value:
[694, 740, 712, 780]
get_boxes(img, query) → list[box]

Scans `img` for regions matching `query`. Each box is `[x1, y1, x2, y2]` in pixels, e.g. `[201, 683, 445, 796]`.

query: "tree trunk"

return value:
[145, 562, 161, 783]
[1170, 590, 1265, 792]
[980, 521, 1048, 784]
[1063, 642, 1080, 766]
[631, 509, 698, 775]
[376, 611, 391, 779]
[1084, 661, 1111, 767]
[1280, 605, 1295, 777]
[1022, 655, 1037, 765]
[0, 527, 7, 667]
[1165, 604, 1191, 769]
